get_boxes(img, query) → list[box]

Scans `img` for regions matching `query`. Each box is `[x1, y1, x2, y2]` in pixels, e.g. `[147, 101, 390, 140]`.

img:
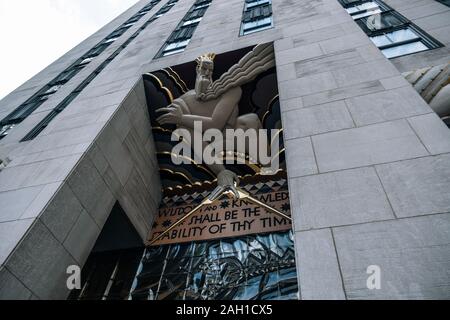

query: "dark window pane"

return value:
[242, 4, 272, 23]
[357, 12, 404, 32]
[436, 0, 450, 8]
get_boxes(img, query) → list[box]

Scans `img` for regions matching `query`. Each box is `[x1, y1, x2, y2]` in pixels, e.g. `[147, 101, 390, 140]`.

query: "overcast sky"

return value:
[0, 0, 140, 100]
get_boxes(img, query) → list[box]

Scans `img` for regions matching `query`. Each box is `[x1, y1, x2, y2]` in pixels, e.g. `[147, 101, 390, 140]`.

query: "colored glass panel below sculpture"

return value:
[130, 230, 298, 300]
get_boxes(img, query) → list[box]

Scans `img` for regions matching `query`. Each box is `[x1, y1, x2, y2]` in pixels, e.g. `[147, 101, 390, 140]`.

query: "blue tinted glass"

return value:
[382, 41, 428, 58]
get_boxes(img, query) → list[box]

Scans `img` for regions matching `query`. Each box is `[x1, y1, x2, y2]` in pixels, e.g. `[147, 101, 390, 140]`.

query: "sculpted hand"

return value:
[208, 170, 240, 201]
[196, 92, 207, 101]
[156, 104, 183, 126]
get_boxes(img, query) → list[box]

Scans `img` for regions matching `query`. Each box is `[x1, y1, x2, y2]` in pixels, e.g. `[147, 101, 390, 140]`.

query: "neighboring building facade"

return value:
[1, 0, 450, 300]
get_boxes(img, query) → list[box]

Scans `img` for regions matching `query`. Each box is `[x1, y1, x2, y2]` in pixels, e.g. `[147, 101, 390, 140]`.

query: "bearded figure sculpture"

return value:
[156, 44, 275, 199]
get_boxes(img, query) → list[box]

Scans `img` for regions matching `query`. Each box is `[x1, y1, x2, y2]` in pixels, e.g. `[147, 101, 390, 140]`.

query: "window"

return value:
[156, 0, 212, 58]
[104, 37, 120, 44]
[43, 84, 62, 95]
[370, 27, 429, 58]
[242, 17, 273, 35]
[443, 116, 450, 129]
[80, 57, 94, 65]
[185, 7, 208, 20]
[84, 43, 110, 59]
[193, 3, 209, 10]
[193, 0, 211, 10]
[52, 65, 84, 85]
[346, 1, 385, 19]
[436, 0, 450, 7]
[246, 0, 271, 9]
[338, 0, 442, 59]
[341, 0, 364, 4]
[0, 124, 15, 139]
[356, 11, 405, 32]
[182, 17, 202, 26]
[162, 39, 191, 56]
[240, 0, 273, 35]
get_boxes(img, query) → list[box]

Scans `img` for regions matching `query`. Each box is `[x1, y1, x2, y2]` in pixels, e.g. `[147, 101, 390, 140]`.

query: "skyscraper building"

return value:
[0, 0, 450, 300]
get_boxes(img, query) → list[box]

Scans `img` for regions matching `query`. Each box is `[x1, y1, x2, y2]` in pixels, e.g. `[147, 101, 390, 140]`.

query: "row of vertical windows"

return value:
[156, 0, 213, 57]
[0, 0, 163, 140]
[338, 0, 442, 59]
[240, 0, 273, 35]
[9, 0, 278, 141]
[20, 0, 180, 142]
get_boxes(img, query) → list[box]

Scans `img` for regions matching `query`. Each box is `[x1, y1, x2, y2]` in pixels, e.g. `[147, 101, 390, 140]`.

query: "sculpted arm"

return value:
[179, 87, 242, 131]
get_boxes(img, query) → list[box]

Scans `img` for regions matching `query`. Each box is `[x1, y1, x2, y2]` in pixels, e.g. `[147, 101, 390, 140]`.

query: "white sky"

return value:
[0, 0, 140, 100]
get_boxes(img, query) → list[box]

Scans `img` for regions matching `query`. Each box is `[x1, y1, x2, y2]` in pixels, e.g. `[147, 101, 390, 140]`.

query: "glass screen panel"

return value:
[381, 41, 428, 58]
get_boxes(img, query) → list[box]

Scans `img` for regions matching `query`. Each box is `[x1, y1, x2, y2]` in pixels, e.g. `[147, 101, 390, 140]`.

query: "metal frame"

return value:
[156, 0, 212, 58]
[240, 0, 274, 36]
[338, 0, 443, 59]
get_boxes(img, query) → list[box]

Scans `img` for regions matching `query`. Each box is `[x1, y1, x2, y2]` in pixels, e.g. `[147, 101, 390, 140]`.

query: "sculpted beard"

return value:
[195, 61, 213, 99]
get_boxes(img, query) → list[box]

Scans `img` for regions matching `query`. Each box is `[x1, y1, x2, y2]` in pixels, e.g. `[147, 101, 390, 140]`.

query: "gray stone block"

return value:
[408, 113, 450, 155]
[0, 155, 80, 193]
[0, 219, 34, 266]
[0, 186, 43, 223]
[8, 143, 89, 169]
[427, 25, 450, 45]
[333, 214, 450, 299]
[398, 1, 448, 20]
[414, 11, 450, 30]
[45, 110, 104, 135]
[67, 157, 115, 229]
[63, 210, 100, 265]
[332, 60, 399, 87]
[345, 87, 431, 126]
[312, 119, 429, 172]
[74, 89, 131, 111]
[279, 97, 304, 112]
[290, 167, 394, 230]
[39, 183, 84, 243]
[282, 100, 355, 139]
[295, 48, 367, 78]
[5, 220, 75, 299]
[123, 128, 159, 193]
[319, 33, 370, 54]
[24, 122, 104, 154]
[102, 166, 123, 198]
[302, 80, 385, 107]
[379, 75, 411, 90]
[276, 43, 323, 66]
[309, 11, 352, 30]
[276, 63, 297, 82]
[284, 137, 318, 178]
[96, 124, 134, 186]
[274, 37, 294, 51]
[20, 182, 62, 220]
[119, 169, 155, 240]
[110, 104, 132, 143]
[87, 143, 109, 176]
[0, 267, 32, 300]
[376, 154, 450, 217]
[295, 229, 346, 300]
[279, 72, 337, 100]
[292, 22, 354, 47]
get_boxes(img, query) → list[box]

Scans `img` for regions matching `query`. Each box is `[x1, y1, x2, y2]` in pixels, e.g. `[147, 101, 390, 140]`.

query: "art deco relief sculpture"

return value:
[156, 43, 275, 199]
[404, 63, 450, 119]
[149, 44, 288, 245]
